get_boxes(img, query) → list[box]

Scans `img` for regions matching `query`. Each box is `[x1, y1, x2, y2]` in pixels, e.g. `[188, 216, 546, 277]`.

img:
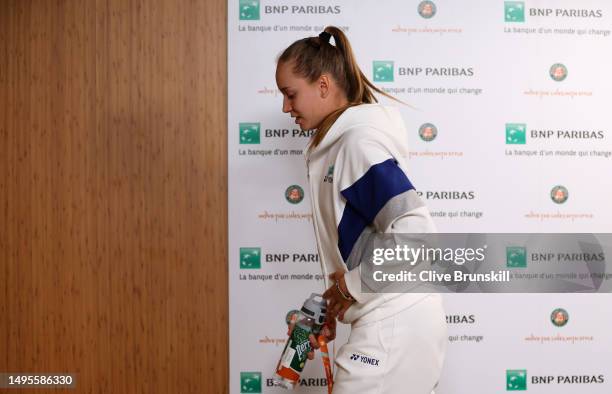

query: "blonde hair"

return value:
[277, 26, 402, 150]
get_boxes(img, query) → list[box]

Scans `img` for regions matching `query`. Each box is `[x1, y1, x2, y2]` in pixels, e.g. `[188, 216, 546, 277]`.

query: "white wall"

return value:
[229, 1, 612, 392]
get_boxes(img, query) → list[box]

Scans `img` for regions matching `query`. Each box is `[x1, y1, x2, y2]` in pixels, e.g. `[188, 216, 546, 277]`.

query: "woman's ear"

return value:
[318, 74, 330, 99]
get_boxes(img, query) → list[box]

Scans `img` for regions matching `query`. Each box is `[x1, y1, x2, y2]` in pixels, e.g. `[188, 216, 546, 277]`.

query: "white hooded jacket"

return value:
[305, 103, 437, 325]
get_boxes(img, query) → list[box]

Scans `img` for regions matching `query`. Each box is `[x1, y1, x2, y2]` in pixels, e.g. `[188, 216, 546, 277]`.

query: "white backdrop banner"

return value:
[228, 1, 612, 393]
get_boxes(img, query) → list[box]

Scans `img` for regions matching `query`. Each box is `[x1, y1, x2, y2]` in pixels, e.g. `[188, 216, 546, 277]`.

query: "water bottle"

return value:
[273, 293, 327, 389]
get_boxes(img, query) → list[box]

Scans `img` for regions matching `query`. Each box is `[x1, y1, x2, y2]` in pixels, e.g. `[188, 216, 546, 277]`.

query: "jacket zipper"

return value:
[306, 156, 330, 291]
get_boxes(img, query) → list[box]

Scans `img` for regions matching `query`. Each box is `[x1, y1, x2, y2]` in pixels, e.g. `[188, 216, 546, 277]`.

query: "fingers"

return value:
[322, 326, 330, 338]
[322, 271, 343, 300]
[286, 311, 298, 336]
[286, 321, 295, 337]
[309, 334, 319, 350]
[326, 298, 351, 322]
[322, 325, 336, 342]
[307, 334, 318, 360]
[322, 286, 334, 299]
[331, 302, 343, 319]
[326, 290, 341, 317]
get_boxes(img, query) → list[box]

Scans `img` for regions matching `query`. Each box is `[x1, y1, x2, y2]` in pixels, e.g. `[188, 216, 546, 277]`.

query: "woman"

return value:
[275, 26, 447, 394]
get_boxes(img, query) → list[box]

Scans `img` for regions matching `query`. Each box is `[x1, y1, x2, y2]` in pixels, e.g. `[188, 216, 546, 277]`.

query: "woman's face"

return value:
[275, 61, 333, 131]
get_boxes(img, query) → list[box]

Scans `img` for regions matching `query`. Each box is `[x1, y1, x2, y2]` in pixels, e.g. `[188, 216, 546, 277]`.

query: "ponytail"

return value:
[277, 26, 405, 150]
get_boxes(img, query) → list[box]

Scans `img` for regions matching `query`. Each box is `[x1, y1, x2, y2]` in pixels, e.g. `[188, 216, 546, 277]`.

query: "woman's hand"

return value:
[287, 314, 337, 360]
[323, 271, 355, 321]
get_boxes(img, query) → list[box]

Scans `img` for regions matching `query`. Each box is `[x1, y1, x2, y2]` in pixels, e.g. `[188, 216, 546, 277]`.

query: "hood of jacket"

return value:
[308, 103, 410, 159]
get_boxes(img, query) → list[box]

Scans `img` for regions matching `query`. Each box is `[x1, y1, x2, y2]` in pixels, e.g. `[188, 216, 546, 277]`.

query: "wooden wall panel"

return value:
[0, 0, 228, 392]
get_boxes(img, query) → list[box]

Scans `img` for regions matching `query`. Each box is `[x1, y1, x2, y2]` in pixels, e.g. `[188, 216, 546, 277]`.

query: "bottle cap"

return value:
[301, 293, 327, 326]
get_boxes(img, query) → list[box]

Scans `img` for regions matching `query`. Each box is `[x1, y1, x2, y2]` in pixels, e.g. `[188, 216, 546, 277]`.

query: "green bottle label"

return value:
[280, 325, 311, 373]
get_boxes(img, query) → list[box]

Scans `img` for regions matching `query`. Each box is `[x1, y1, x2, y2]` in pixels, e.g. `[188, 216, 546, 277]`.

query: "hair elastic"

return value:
[318, 31, 332, 44]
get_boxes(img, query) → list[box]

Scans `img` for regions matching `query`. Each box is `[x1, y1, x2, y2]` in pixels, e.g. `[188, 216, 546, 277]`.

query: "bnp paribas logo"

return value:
[240, 371, 262, 393]
[239, 123, 260, 144]
[419, 123, 438, 142]
[550, 185, 569, 204]
[285, 185, 304, 204]
[507, 369, 527, 391]
[373, 61, 394, 82]
[239, 0, 260, 21]
[506, 246, 527, 268]
[506, 123, 526, 144]
[551, 308, 569, 327]
[240, 247, 261, 269]
[549, 63, 568, 82]
[418, 1, 436, 19]
[504, 1, 525, 22]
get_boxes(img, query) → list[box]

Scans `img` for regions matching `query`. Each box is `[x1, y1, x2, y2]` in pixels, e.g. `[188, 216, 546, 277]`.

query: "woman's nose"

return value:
[282, 97, 292, 113]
